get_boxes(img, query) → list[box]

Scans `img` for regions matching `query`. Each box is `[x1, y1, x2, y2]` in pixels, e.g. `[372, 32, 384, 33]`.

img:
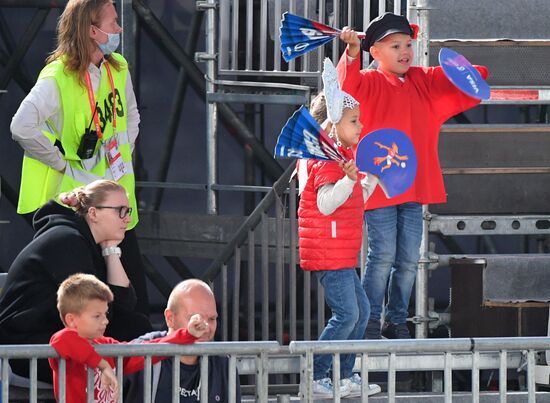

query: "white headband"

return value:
[322, 58, 360, 124]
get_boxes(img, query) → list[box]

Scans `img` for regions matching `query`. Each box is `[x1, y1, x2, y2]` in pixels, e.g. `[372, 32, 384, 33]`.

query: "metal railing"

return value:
[202, 162, 304, 343]
[0, 341, 279, 403]
[2, 337, 550, 402]
[290, 337, 550, 403]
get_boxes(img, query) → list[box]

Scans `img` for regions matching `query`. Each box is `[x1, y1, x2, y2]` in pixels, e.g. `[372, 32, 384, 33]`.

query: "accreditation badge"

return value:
[105, 137, 127, 181]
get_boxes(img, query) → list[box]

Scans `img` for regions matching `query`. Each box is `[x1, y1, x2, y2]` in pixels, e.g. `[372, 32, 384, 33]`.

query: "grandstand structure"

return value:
[191, 0, 550, 343]
[1, 0, 550, 401]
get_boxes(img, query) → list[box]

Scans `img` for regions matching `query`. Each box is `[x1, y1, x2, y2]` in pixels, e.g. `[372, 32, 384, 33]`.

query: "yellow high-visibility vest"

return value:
[17, 53, 138, 229]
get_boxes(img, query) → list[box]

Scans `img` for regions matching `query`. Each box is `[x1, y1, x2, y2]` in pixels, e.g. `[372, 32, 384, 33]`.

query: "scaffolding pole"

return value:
[203, 0, 218, 214]
[411, 0, 431, 340]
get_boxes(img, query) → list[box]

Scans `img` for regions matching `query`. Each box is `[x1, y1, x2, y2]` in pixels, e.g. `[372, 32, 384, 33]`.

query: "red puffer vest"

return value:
[298, 158, 364, 271]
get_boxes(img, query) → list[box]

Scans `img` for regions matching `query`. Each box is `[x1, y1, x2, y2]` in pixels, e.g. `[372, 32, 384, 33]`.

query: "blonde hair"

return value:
[46, 0, 121, 79]
[309, 91, 328, 125]
[57, 273, 113, 325]
[61, 179, 125, 216]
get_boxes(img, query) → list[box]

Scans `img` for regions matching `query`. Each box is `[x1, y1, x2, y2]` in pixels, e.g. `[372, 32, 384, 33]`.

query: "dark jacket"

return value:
[125, 330, 242, 403]
[0, 200, 139, 382]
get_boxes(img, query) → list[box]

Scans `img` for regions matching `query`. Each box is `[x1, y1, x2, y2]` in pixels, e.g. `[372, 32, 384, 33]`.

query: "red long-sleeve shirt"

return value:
[337, 50, 488, 209]
[49, 327, 196, 403]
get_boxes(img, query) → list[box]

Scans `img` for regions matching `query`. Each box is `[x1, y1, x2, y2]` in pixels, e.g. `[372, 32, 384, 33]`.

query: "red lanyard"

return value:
[84, 62, 117, 140]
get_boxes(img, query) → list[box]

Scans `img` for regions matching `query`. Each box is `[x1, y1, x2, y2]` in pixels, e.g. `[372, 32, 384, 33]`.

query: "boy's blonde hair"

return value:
[57, 273, 113, 325]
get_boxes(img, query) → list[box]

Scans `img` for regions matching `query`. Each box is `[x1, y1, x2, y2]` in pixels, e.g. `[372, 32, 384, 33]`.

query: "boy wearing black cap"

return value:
[337, 13, 488, 339]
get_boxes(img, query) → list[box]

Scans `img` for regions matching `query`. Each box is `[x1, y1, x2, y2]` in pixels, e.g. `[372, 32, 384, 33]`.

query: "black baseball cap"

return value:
[362, 13, 415, 52]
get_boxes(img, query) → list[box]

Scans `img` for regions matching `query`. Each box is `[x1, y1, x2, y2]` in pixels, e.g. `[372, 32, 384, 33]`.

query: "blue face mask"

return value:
[95, 26, 120, 56]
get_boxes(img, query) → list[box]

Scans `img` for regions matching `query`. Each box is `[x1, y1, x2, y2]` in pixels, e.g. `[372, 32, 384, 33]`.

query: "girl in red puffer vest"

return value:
[297, 58, 381, 399]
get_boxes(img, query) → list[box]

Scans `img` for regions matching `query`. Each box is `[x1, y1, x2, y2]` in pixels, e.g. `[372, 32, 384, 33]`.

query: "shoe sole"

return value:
[368, 384, 382, 396]
[311, 393, 351, 399]
[347, 385, 382, 398]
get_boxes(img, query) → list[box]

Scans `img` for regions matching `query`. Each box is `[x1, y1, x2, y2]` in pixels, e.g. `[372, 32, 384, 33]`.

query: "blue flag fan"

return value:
[274, 106, 346, 162]
[280, 12, 365, 62]
[355, 128, 417, 198]
[439, 47, 490, 100]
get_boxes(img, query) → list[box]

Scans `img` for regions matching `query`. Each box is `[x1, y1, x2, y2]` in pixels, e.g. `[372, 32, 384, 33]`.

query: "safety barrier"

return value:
[2, 337, 550, 402]
[290, 337, 550, 402]
[0, 341, 279, 403]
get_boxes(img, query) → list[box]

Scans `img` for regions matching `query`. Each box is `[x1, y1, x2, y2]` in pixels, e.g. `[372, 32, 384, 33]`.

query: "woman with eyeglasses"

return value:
[0, 180, 151, 383]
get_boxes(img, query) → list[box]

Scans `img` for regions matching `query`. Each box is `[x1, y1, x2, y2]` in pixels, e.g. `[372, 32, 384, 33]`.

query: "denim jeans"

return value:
[363, 202, 423, 325]
[314, 268, 370, 380]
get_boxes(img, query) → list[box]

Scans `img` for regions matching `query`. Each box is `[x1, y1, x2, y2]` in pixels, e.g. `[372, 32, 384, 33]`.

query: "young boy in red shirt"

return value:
[338, 13, 488, 339]
[49, 273, 207, 402]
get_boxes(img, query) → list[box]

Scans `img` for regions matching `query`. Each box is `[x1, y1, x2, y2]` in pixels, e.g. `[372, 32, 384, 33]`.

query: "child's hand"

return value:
[98, 360, 118, 397]
[340, 27, 361, 58]
[188, 313, 209, 339]
[340, 160, 359, 182]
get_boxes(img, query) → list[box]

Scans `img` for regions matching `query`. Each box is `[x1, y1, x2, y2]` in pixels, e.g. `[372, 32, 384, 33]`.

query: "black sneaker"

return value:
[381, 322, 411, 339]
[365, 319, 382, 339]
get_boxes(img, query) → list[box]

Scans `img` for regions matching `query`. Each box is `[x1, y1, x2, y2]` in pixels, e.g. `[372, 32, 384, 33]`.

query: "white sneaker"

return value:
[342, 373, 382, 397]
[312, 377, 351, 399]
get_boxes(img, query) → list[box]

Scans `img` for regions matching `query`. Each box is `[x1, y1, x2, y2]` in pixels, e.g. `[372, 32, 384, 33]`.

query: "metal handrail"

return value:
[202, 161, 296, 282]
[290, 337, 550, 403]
[3, 337, 550, 403]
[289, 336, 550, 354]
[0, 341, 281, 403]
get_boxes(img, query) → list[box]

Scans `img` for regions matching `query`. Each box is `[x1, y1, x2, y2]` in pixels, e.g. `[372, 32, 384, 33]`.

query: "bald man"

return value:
[125, 279, 241, 402]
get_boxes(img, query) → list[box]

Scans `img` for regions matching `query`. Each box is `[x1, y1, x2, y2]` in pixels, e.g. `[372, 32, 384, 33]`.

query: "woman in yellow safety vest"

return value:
[10, 0, 150, 318]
